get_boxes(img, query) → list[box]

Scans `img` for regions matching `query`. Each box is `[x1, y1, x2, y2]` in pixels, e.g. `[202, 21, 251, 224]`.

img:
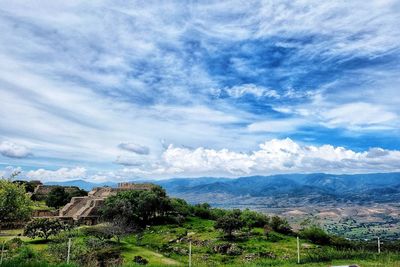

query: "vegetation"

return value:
[214, 209, 244, 237]
[24, 218, 67, 240]
[45, 186, 87, 208]
[1, 183, 400, 266]
[0, 178, 32, 224]
[101, 185, 172, 227]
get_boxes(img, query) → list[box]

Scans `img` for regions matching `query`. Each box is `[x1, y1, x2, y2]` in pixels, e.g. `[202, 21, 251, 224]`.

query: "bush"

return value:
[215, 209, 244, 238]
[5, 237, 23, 250]
[240, 209, 269, 229]
[133, 255, 149, 265]
[24, 218, 66, 240]
[191, 203, 212, 219]
[270, 216, 292, 235]
[300, 226, 331, 245]
[0, 179, 32, 223]
[81, 225, 113, 240]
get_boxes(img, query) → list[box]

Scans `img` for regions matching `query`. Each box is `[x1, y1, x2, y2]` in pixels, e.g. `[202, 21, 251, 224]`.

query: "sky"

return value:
[0, 0, 400, 182]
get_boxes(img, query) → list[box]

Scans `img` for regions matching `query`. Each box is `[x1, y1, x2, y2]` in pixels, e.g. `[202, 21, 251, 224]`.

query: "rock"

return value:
[259, 251, 277, 259]
[213, 243, 242, 255]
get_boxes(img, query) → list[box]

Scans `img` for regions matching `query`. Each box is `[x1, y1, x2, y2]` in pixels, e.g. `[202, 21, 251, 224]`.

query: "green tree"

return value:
[24, 218, 65, 240]
[300, 226, 331, 245]
[170, 198, 191, 217]
[270, 216, 292, 234]
[101, 185, 171, 227]
[215, 209, 244, 238]
[45, 186, 70, 208]
[0, 179, 32, 223]
[240, 209, 269, 231]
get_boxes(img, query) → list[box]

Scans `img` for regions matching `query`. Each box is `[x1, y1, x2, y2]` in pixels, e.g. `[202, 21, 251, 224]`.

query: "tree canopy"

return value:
[101, 185, 172, 227]
[214, 209, 244, 238]
[0, 179, 32, 223]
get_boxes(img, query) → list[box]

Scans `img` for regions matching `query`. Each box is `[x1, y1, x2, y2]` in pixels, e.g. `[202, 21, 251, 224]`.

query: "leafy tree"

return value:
[240, 209, 269, 231]
[24, 218, 66, 240]
[12, 180, 38, 193]
[101, 185, 171, 227]
[300, 226, 331, 245]
[170, 198, 191, 217]
[270, 216, 292, 235]
[45, 186, 70, 208]
[0, 179, 32, 223]
[191, 203, 212, 219]
[68, 188, 88, 198]
[215, 209, 244, 238]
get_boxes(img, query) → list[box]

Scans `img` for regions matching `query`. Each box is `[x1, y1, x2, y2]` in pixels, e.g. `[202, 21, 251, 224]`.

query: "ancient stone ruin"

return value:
[59, 183, 154, 224]
[33, 184, 81, 200]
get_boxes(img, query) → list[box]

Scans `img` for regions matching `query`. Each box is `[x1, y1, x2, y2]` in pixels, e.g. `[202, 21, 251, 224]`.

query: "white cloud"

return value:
[121, 138, 400, 177]
[26, 167, 87, 182]
[0, 141, 31, 158]
[323, 102, 397, 129]
[248, 119, 305, 133]
[224, 84, 279, 98]
[118, 142, 150, 155]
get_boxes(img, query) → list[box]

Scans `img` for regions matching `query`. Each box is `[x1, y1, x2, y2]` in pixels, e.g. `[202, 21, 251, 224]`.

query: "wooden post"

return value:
[0, 241, 5, 265]
[189, 241, 192, 267]
[297, 236, 300, 264]
[67, 238, 71, 264]
[378, 237, 381, 254]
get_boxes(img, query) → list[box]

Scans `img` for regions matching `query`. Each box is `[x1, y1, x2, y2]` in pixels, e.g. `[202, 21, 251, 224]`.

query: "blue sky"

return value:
[0, 1, 399, 181]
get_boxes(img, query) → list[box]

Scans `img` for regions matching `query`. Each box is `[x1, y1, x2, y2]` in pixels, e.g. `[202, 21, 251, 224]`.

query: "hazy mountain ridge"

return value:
[45, 172, 400, 206]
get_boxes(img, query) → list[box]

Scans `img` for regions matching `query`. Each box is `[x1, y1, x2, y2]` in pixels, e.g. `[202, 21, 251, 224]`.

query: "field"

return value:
[2, 217, 400, 266]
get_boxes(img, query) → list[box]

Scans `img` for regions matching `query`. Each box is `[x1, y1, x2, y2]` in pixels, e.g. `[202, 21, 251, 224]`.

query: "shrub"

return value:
[191, 203, 212, 219]
[215, 209, 244, 238]
[81, 225, 113, 240]
[270, 216, 292, 235]
[300, 226, 331, 245]
[5, 237, 23, 250]
[24, 218, 66, 240]
[133, 255, 149, 265]
[240, 209, 269, 230]
[0, 179, 32, 223]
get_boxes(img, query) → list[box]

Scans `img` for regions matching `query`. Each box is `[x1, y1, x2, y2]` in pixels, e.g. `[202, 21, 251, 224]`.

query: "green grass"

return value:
[2, 217, 400, 266]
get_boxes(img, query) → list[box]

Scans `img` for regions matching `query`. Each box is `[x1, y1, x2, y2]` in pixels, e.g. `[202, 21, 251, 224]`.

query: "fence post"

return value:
[67, 238, 71, 264]
[0, 241, 5, 265]
[378, 236, 381, 254]
[189, 240, 192, 267]
[297, 236, 300, 264]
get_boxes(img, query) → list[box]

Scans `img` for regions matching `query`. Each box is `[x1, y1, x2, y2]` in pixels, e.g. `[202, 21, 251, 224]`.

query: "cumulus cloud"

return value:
[122, 138, 400, 177]
[26, 167, 87, 182]
[118, 143, 150, 155]
[0, 141, 31, 158]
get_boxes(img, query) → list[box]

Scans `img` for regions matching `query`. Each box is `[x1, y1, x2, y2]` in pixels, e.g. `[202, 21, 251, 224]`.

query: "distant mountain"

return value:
[152, 172, 400, 206]
[44, 173, 400, 207]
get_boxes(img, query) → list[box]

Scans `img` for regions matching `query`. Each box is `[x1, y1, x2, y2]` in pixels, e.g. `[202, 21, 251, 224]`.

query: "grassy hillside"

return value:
[3, 217, 399, 266]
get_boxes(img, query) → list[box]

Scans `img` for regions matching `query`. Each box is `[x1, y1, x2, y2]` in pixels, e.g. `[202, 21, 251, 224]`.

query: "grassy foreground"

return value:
[1, 217, 400, 266]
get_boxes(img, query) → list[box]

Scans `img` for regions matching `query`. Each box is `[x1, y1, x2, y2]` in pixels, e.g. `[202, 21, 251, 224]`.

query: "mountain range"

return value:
[45, 172, 400, 207]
